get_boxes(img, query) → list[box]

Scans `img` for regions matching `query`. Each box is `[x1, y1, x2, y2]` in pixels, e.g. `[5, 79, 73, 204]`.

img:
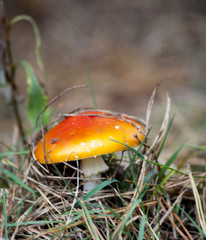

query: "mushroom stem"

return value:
[83, 174, 101, 191]
[81, 156, 108, 191]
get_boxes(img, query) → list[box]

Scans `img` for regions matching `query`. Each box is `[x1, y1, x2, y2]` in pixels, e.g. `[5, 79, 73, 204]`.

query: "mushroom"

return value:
[33, 110, 146, 191]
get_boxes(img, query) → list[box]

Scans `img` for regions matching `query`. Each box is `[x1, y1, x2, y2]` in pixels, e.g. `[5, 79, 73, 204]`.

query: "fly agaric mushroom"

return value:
[33, 110, 146, 191]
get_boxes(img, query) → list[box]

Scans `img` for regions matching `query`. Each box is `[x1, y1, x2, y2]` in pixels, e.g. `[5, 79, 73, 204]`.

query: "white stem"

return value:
[81, 156, 108, 191]
[83, 174, 101, 191]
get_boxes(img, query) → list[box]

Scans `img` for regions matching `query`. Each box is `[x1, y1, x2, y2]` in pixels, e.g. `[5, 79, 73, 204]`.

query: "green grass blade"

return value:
[128, 151, 138, 186]
[186, 144, 206, 151]
[138, 215, 146, 240]
[144, 169, 155, 183]
[112, 199, 142, 240]
[0, 220, 65, 228]
[19, 60, 50, 129]
[0, 168, 35, 196]
[80, 199, 100, 240]
[0, 150, 29, 159]
[10, 15, 43, 70]
[16, 200, 25, 220]
[146, 169, 175, 216]
[180, 207, 206, 238]
[115, 183, 127, 208]
[156, 114, 175, 159]
[158, 141, 186, 180]
[123, 128, 152, 186]
[51, 214, 84, 240]
[111, 140, 187, 176]
[2, 189, 9, 240]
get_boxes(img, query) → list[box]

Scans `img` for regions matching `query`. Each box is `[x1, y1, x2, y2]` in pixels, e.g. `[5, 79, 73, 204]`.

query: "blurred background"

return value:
[1, 0, 206, 164]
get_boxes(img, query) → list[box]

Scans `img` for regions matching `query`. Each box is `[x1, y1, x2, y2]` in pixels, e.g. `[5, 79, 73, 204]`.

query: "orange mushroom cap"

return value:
[34, 110, 146, 164]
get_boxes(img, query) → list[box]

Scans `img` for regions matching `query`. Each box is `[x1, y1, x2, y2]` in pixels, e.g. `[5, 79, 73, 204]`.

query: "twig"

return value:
[2, 15, 27, 146]
[153, 190, 186, 232]
[162, 197, 194, 240]
[66, 160, 80, 225]
[31, 85, 87, 152]
[159, 200, 189, 240]
[187, 162, 206, 234]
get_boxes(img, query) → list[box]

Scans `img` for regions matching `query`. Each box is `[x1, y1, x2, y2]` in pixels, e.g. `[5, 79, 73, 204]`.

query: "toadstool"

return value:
[33, 110, 146, 191]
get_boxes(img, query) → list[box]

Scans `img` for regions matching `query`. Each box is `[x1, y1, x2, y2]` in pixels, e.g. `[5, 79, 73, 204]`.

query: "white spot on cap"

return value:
[87, 149, 91, 153]
[81, 142, 86, 146]
[90, 140, 96, 148]
[115, 125, 120, 130]
[110, 136, 114, 139]
[75, 155, 79, 159]
[99, 143, 103, 146]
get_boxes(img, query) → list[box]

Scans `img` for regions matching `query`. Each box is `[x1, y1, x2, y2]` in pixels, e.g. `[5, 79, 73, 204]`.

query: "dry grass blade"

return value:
[159, 200, 189, 240]
[11, 204, 35, 240]
[31, 161, 49, 175]
[153, 190, 186, 232]
[35, 186, 62, 220]
[111, 198, 142, 240]
[25, 202, 158, 240]
[145, 83, 159, 132]
[1, 187, 16, 239]
[2, 82, 205, 239]
[0, 189, 8, 239]
[80, 198, 103, 240]
[111, 154, 148, 239]
[98, 200, 110, 239]
[110, 86, 159, 238]
[138, 208, 159, 240]
[66, 160, 80, 225]
[187, 162, 206, 234]
[162, 198, 194, 240]
[147, 94, 171, 155]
